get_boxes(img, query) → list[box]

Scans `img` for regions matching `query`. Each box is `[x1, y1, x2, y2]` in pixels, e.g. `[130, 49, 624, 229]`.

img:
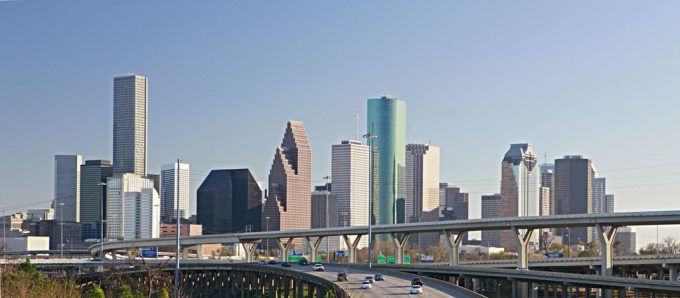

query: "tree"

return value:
[19, 259, 37, 275]
[114, 285, 134, 298]
[86, 284, 106, 298]
[156, 288, 170, 298]
[662, 237, 679, 254]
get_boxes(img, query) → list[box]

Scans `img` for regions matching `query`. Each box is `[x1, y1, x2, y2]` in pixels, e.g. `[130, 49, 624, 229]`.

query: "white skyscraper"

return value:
[161, 162, 190, 222]
[404, 144, 440, 223]
[54, 154, 83, 222]
[106, 173, 160, 240]
[113, 74, 148, 176]
[331, 140, 369, 249]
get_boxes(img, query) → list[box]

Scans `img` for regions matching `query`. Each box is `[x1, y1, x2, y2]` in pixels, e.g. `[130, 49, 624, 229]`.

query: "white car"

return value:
[312, 264, 325, 271]
[361, 281, 372, 289]
[410, 285, 423, 294]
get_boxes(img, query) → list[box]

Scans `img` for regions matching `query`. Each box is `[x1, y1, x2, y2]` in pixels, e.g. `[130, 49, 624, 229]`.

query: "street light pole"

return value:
[59, 202, 65, 258]
[175, 159, 181, 298]
[99, 182, 106, 265]
[265, 216, 270, 257]
[323, 175, 330, 262]
[362, 133, 377, 268]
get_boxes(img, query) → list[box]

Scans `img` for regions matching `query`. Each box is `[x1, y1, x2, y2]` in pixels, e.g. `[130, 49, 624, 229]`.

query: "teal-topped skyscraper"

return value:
[367, 96, 406, 225]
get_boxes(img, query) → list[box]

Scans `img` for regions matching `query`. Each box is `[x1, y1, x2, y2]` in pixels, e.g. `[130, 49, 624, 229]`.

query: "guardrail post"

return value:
[305, 236, 323, 263]
[391, 232, 410, 264]
[277, 237, 294, 262]
[596, 224, 619, 277]
[512, 227, 534, 270]
[445, 230, 466, 266]
[342, 234, 363, 263]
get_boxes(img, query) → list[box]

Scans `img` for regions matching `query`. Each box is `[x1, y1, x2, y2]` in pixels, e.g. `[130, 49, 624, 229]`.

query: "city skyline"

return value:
[2, 1, 680, 248]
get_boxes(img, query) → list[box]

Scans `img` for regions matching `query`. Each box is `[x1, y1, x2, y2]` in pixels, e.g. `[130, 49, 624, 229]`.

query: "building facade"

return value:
[106, 174, 160, 240]
[615, 226, 636, 255]
[440, 186, 469, 245]
[27, 209, 54, 221]
[404, 144, 440, 224]
[262, 121, 312, 249]
[554, 155, 593, 244]
[197, 169, 262, 235]
[80, 160, 113, 239]
[367, 96, 406, 225]
[161, 162, 190, 223]
[331, 140, 369, 249]
[500, 144, 540, 249]
[113, 74, 148, 176]
[55, 155, 83, 223]
[311, 190, 340, 252]
[481, 194, 503, 248]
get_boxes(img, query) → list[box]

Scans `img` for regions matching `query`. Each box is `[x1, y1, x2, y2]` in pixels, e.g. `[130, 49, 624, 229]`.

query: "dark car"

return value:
[411, 278, 424, 286]
[374, 274, 384, 281]
[298, 258, 309, 266]
[281, 262, 292, 268]
[336, 272, 348, 282]
[268, 260, 278, 265]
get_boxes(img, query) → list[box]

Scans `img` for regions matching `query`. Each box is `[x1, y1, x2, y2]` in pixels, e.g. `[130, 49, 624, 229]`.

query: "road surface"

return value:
[287, 263, 481, 298]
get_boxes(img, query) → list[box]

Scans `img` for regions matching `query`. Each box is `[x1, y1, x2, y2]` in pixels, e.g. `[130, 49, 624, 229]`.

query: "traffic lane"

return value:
[290, 263, 470, 297]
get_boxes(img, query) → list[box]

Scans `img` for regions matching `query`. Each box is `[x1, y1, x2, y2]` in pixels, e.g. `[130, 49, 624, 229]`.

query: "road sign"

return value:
[317, 255, 322, 262]
[337, 250, 345, 258]
[403, 255, 411, 264]
[141, 249, 157, 258]
[288, 256, 303, 262]
[387, 256, 396, 264]
[377, 255, 387, 264]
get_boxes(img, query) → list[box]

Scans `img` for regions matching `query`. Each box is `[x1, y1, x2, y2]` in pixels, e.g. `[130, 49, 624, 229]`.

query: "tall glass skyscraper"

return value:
[113, 74, 148, 176]
[367, 96, 406, 225]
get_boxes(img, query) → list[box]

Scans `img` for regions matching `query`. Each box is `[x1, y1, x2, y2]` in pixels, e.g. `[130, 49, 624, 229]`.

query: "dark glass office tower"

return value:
[554, 155, 593, 244]
[197, 169, 262, 234]
[80, 160, 113, 240]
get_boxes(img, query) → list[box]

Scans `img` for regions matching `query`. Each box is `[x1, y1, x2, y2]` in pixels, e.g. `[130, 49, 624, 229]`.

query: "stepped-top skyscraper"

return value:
[367, 96, 406, 225]
[404, 144, 440, 223]
[262, 121, 312, 247]
[113, 74, 148, 176]
[500, 144, 540, 249]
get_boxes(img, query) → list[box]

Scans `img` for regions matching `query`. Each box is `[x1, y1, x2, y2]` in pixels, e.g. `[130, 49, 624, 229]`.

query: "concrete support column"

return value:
[305, 236, 324, 263]
[277, 237, 294, 262]
[596, 224, 619, 277]
[445, 230, 466, 266]
[512, 227, 534, 270]
[182, 247, 190, 260]
[391, 232, 410, 264]
[241, 241, 260, 263]
[342, 234, 363, 263]
[665, 264, 678, 282]
[196, 244, 204, 259]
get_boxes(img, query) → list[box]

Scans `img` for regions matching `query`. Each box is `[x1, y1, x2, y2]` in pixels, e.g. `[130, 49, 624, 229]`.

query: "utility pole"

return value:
[323, 175, 330, 262]
[175, 159, 181, 298]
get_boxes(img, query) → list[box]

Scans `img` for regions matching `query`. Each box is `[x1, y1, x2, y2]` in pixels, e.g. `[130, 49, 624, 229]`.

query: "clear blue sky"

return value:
[2, 1, 680, 247]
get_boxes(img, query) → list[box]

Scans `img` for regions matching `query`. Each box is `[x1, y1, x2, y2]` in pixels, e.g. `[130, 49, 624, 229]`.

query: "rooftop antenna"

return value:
[356, 112, 360, 141]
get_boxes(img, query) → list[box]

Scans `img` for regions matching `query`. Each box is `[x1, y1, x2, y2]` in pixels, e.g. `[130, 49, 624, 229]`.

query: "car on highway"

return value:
[411, 277, 423, 286]
[298, 258, 309, 266]
[312, 264, 325, 271]
[374, 274, 384, 281]
[281, 262, 292, 267]
[410, 285, 423, 294]
[336, 272, 348, 282]
[267, 260, 278, 265]
[365, 276, 375, 283]
[257, 260, 267, 265]
[361, 280, 372, 289]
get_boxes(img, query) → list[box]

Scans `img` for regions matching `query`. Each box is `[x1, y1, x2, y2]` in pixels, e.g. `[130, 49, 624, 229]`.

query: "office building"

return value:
[500, 144, 539, 248]
[592, 177, 606, 214]
[30, 220, 85, 251]
[440, 186, 469, 246]
[367, 96, 406, 225]
[604, 194, 615, 213]
[405, 144, 440, 223]
[615, 227, 636, 255]
[197, 169, 262, 235]
[481, 194, 503, 248]
[311, 190, 340, 252]
[331, 140, 369, 249]
[159, 223, 202, 237]
[113, 74, 148, 176]
[439, 182, 451, 208]
[106, 174, 160, 240]
[554, 155, 593, 244]
[54, 154, 83, 222]
[79, 160, 113, 239]
[161, 162, 190, 223]
[263, 121, 312, 249]
[27, 209, 54, 221]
